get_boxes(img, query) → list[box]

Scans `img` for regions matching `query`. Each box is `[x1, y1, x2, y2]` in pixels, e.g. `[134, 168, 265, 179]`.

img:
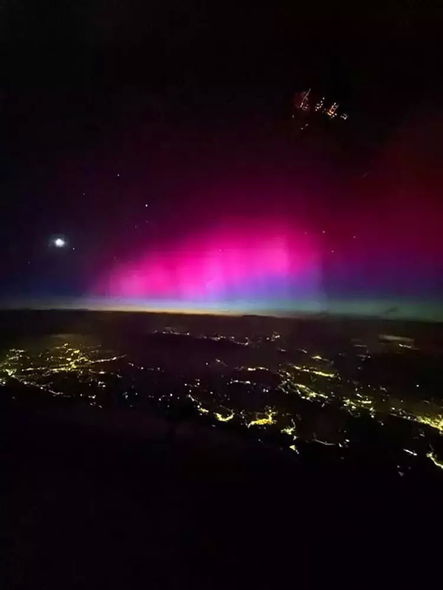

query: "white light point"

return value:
[53, 237, 67, 248]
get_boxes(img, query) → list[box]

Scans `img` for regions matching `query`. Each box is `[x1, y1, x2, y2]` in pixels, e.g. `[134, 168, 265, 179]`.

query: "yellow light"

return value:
[291, 364, 336, 379]
[408, 414, 443, 434]
[281, 424, 296, 437]
[247, 409, 276, 428]
[426, 451, 443, 470]
[214, 411, 235, 422]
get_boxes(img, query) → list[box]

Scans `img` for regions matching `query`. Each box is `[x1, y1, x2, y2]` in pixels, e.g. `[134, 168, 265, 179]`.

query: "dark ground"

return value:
[1, 310, 441, 589]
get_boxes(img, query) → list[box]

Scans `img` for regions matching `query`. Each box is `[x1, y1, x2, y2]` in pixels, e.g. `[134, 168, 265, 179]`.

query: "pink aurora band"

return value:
[95, 219, 322, 306]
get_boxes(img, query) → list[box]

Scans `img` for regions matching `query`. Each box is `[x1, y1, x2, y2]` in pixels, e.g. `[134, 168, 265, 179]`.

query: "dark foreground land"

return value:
[1, 310, 442, 588]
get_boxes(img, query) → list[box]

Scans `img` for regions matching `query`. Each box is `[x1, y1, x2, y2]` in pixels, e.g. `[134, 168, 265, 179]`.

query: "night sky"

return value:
[1, 1, 443, 317]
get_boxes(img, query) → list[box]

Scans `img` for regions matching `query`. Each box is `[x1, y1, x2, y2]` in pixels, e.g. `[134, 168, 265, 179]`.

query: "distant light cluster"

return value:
[1, 329, 442, 475]
[294, 89, 349, 121]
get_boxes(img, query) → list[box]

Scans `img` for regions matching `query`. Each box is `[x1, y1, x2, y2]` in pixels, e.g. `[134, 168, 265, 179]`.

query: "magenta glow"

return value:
[95, 219, 321, 302]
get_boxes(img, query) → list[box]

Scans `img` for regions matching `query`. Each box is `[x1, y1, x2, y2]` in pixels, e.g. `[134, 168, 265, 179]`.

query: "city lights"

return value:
[0, 327, 441, 471]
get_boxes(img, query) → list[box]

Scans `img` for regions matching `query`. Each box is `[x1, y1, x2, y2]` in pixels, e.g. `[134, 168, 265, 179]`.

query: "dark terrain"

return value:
[1, 310, 442, 589]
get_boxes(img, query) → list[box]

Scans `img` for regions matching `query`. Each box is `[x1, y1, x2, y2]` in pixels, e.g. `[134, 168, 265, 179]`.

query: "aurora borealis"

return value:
[3, 76, 443, 321]
[89, 202, 443, 320]
[95, 218, 323, 309]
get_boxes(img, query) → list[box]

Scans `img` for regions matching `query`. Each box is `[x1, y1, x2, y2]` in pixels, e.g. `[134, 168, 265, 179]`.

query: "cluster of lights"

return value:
[289, 363, 336, 379]
[314, 97, 325, 111]
[404, 412, 443, 434]
[342, 395, 376, 418]
[326, 102, 339, 118]
[294, 89, 349, 121]
[1, 332, 442, 470]
[281, 422, 296, 438]
[247, 408, 277, 428]
[278, 358, 443, 455]
[0, 344, 124, 404]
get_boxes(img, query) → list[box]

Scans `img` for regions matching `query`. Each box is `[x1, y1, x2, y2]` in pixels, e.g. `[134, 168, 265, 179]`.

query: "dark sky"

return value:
[1, 1, 443, 301]
[2, 1, 442, 98]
